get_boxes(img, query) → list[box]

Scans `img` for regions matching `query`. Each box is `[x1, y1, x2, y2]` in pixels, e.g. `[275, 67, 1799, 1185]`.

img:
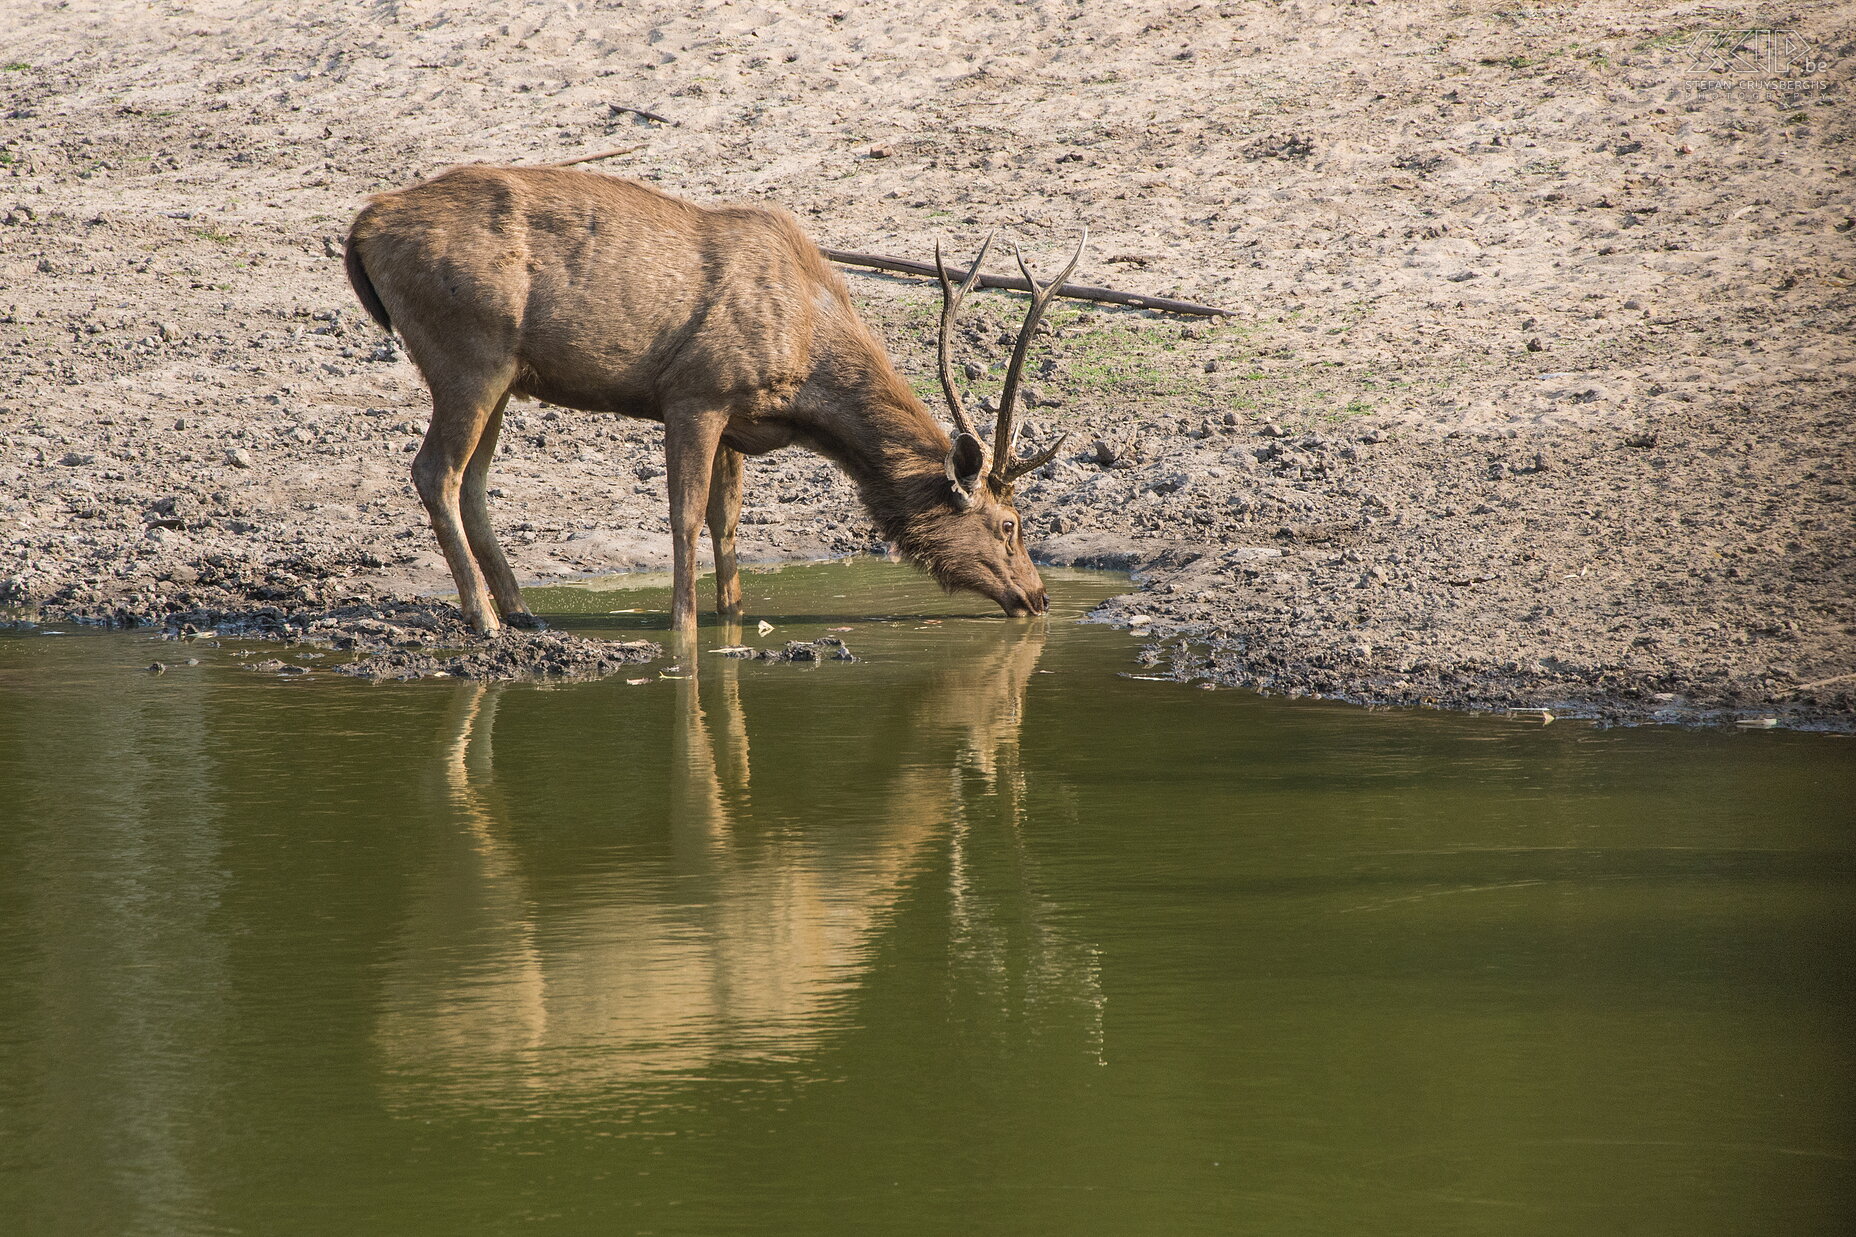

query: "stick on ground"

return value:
[820, 247, 1233, 317]
[609, 105, 676, 126]
[550, 145, 646, 167]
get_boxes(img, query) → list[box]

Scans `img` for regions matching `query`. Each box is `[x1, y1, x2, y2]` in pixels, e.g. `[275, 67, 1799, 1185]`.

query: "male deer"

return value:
[343, 165, 1082, 635]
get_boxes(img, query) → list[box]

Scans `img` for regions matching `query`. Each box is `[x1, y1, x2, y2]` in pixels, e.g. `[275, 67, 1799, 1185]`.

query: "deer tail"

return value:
[343, 232, 392, 332]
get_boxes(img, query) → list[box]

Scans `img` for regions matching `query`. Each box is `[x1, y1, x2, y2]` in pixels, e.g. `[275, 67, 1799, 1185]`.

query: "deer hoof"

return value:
[503, 611, 546, 630]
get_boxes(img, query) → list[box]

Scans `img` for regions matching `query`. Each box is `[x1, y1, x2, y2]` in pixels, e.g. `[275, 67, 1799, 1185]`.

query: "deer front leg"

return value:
[663, 406, 729, 636]
[706, 444, 744, 616]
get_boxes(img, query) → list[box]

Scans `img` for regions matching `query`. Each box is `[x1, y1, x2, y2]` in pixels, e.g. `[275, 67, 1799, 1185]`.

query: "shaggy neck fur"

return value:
[793, 315, 975, 577]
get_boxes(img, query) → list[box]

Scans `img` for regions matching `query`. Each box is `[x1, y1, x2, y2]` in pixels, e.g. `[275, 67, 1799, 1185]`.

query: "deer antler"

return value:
[934, 233, 995, 444]
[991, 229, 1086, 489]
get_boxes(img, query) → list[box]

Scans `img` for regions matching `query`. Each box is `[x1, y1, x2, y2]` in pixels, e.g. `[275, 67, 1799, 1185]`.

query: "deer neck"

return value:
[794, 328, 953, 541]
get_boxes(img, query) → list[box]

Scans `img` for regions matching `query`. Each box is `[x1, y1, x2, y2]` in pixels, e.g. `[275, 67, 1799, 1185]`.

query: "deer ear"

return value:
[944, 433, 988, 509]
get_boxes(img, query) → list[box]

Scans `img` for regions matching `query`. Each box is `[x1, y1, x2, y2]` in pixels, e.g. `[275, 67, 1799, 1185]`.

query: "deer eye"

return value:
[1000, 519, 1016, 541]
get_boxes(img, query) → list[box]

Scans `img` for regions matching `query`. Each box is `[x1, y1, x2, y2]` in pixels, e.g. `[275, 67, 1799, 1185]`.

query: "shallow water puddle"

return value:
[2, 562, 1853, 1235]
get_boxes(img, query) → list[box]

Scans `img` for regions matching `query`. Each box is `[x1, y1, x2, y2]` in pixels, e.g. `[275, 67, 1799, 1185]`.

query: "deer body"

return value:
[345, 165, 1074, 635]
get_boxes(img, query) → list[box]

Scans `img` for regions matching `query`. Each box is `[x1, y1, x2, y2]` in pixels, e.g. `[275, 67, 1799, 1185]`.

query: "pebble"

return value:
[226, 447, 254, 469]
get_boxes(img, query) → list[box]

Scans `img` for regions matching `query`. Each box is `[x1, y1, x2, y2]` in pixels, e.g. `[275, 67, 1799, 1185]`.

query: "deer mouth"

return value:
[999, 585, 1048, 618]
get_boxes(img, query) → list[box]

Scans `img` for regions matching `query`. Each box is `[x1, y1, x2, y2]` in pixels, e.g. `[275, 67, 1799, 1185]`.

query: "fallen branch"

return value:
[1784, 669, 1856, 694]
[610, 105, 676, 126]
[550, 144, 646, 167]
[820, 247, 1234, 317]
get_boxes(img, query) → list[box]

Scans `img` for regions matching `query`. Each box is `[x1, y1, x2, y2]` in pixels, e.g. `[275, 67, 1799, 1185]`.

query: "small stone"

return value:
[58, 451, 95, 466]
[1525, 337, 1543, 352]
[225, 447, 253, 469]
[1260, 422, 1288, 437]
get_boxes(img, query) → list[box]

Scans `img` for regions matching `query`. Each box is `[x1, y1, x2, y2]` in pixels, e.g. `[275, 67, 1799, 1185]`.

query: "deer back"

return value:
[347, 165, 837, 419]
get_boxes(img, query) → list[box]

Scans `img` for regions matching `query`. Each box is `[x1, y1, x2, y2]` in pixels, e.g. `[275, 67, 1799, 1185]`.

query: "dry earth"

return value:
[2, 1, 1852, 724]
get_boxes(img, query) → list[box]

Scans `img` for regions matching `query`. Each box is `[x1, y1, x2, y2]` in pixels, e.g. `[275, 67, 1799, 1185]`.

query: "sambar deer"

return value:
[343, 165, 1083, 635]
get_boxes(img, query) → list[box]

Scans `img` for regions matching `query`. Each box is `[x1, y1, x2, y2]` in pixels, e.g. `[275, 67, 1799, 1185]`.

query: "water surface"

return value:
[2, 562, 1852, 1235]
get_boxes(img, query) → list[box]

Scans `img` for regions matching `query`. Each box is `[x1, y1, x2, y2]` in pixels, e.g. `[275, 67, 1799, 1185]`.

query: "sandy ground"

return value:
[2, 1, 1851, 725]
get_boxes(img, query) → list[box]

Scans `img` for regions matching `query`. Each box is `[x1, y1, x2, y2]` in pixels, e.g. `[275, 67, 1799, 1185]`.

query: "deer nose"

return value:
[1001, 585, 1047, 618]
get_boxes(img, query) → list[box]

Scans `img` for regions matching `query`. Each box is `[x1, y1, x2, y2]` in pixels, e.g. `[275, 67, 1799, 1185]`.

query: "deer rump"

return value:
[345, 164, 1076, 636]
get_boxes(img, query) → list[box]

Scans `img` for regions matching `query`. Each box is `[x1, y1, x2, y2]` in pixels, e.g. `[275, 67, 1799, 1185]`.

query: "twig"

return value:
[1784, 669, 1856, 694]
[610, 105, 676, 126]
[820, 247, 1233, 317]
[550, 144, 646, 168]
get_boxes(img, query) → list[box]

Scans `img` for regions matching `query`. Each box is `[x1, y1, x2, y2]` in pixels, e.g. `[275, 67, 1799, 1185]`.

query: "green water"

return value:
[2, 561, 1852, 1236]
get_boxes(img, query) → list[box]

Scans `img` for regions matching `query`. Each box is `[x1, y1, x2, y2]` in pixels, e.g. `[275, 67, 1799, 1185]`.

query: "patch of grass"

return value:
[3, 62, 30, 72]
[188, 225, 236, 244]
[1635, 31, 1692, 52]
[879, 291, 1253, 412]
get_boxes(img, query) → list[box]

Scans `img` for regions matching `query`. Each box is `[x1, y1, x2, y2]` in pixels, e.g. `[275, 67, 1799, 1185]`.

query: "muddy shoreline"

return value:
[4, 2, 1851, 728]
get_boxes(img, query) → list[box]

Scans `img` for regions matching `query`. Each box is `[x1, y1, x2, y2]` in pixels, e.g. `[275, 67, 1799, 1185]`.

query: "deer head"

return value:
[901, 230, 1086, 618]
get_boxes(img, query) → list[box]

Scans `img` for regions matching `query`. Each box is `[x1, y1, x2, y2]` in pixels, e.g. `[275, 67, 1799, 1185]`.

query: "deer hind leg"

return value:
[663, 404, 729, 636]
[458, 393, 539, 629]
[706, 444, 744, 616]
[412, 372, 512, 636]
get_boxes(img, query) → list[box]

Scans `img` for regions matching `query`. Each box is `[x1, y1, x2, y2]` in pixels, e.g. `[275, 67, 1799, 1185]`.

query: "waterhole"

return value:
[2, 561, 1852, 1234]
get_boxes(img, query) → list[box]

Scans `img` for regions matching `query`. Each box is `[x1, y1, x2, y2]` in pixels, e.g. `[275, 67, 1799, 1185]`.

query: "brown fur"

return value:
[344, 164, 1051, 635]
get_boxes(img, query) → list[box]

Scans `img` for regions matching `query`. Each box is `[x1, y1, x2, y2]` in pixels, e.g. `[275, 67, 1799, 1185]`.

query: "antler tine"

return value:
[1002, 432, 1070, 483]
[934, 232, 995, 442]
[990, 227, 1086, 488]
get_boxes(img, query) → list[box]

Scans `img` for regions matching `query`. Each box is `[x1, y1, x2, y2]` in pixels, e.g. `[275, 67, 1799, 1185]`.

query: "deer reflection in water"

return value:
[376, 620, 1103, 1108]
